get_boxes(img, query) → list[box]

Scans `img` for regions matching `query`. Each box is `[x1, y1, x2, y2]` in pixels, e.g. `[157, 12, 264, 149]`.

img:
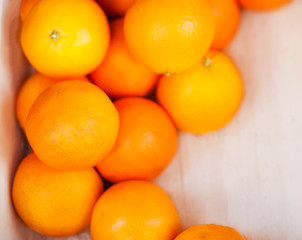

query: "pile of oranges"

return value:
[12, 0, 290, 239]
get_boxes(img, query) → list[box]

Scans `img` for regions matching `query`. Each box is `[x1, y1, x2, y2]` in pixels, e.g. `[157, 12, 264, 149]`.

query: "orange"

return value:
[237, 0, 291, 10]
[25, 81, 119, 171]
[20, 0, 109, 78]
[90, 18, 158, 99]
[124, 0, 215, 74]
[96, 0, 135, 18]
[91, 180, 181, 240]
[16, 72, 89, 128]
[12, 153, 103, 237]
[157, 51, 244, 134]
[96, 97, 177, 182]
[206, 0, 241, 49]
[175, 224, 245, 240]
[20, 0, 40, 21]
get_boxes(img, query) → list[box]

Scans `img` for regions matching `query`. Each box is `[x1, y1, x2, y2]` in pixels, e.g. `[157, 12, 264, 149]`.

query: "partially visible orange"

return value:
[20, 0, 40, 21]
[90, 18, 158, 99]
[124, 0, 215, 74]
[237, 0, 291, 10]
[16, 72, 89, 128]
[157, 51, 244, 134]
[97, 97, 177, 182]
[175, 224, 245, 240]
[12, 153, 103, 237]
[96, 0, 135, 18]
[91, 180, 181, 240]
[25, 81, 119, 171]
[206, 0, 241, 49]
[21, 0, 109, 78]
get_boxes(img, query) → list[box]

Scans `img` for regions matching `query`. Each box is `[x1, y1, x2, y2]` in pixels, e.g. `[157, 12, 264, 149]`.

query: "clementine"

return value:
[20, 0, 109, 78]
[124, 0, 215, 74]
[157, 51, 244, 134]
[91, 180, 180, 240]
[175, 224, 245, 240]
[90, 18, 158, 99]
[96, 97, 177, 182]
[25, 81, 119, 170]
[206, 0, 241, 49]
[16, 72, 89, 128]
[20, 0, 40, 21]
[12, 153, 103, 237]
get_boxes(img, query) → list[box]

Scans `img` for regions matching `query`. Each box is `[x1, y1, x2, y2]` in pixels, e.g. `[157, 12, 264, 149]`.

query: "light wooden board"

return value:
[0, 0, 301, 239]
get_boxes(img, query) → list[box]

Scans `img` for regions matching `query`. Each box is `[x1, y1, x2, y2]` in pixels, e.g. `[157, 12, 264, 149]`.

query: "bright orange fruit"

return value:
[206, 0, 241, 49]
[124, 0, 215, 74]
[90, 18, 158, 99]
[20, 0, 40, 21]
[96, 0, 135, 18]
[157, 51, 244, 134]
[16, 72, 89, 128]
[97, 97, 177, 182]
[20, 0, 109, 78]
[91, 180, 181, 240]
[12, 153, 103, 237]
[175, 224, 245, 240]
[25, 81, 119, 171]
[237, 0, 291, 10]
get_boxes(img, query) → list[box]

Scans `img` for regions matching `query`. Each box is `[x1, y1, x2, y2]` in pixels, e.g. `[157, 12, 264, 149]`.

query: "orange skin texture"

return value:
[16, 72, 89, 128]
[175, 225, 245, 240]
[90, 180, 181, 240]
[157, 51, 244, 134]
[12, 153, 103, 237]
[206, 0, 241, 49]
[97, 0, 135, 18]
[20, 0, 110, 78]
[90, 18, 158, 99]
[20, 0, 40, 21]
[97, 97, 177, 183]
[124, 0, 215, 74]
[237, 0, 291, 10]
[25, 81, 119, 171]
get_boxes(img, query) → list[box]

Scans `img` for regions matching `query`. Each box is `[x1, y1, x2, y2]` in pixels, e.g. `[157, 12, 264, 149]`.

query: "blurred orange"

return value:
[16, 72, 89, 128]
[20, 0, 40, 21]
[21, 0, 109, 78]
[157, 51, 244, 134]
[175, 224, 245, 240]
[12, 153, 103, 237]
[237, 0, 291, 10]
[206, 0, 241, 49]
[90, 18, 158, 99]
[25, 81, 119, 171]
[124, 0, 215, 74]
[91, 180, 181, 240]
[96, 0, 135, 18]
[97, 97, 177, 182]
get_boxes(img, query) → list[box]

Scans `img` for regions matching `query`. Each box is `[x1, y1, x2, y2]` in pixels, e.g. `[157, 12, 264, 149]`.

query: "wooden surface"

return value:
[1, 0, 302, 239]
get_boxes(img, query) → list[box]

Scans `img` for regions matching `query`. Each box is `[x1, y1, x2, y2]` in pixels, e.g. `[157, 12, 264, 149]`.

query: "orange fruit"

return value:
[16, 72, 89, 129]
[237, 0, 291, 10]
[20, 0, 109, 78]
[91, 180, 181, 240]
[96, 97, 177, 183]
[175, 224, 245, 240]
[157, 51, 244, 134]
[90, 18, 158, 99]
[25, 81, 119, 171]
[206, 0, 241, 49]
[96, 0, 135, 18]
[124, 0, 215, 74]
[12, 153, 103, 237]
[20, 0, 40, 21]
